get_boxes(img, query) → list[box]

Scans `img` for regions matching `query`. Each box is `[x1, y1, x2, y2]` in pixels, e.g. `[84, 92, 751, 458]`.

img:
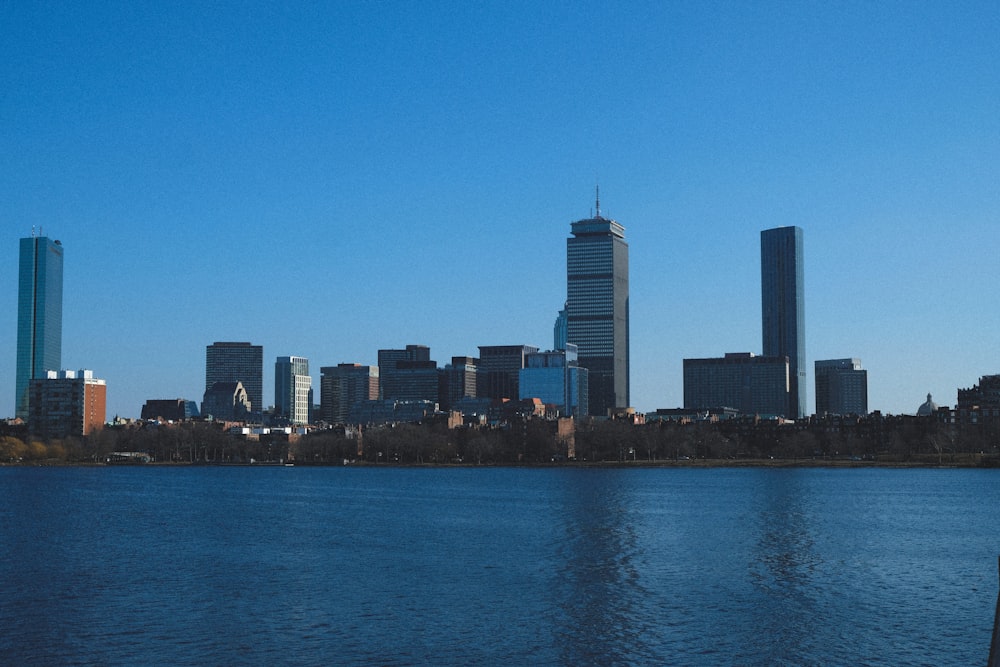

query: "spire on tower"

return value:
[595, 184, 601, 218]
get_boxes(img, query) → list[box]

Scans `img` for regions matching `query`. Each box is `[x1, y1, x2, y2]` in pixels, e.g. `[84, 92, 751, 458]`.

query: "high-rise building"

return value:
[205, 342, 263, 414]
[275, 356, 312, 425]
[16, 235, 64, 419]
[566, 191, 629, 416]
[320, 363, 379, 424]
[378, 345, 431, 400]
[553, 305, 568, 351]
[442, 356, 478, 411]
[683, 352, 790, 417]
[815, 358, 868, 416]
[28, 369, 105, 438]
[519, 344, 589, 419]
[761, 226, 806, 418]
[477, 345, 538, 401]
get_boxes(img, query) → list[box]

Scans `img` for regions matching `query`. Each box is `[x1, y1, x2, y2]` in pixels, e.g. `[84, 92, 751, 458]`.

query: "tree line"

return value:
[3, 413, 998, 465]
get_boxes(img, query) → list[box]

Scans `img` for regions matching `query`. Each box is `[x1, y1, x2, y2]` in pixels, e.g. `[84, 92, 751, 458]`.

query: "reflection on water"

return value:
[551, 470, 656, 666]
[746, 471, 822, 664]
[0, 467, 997, 666]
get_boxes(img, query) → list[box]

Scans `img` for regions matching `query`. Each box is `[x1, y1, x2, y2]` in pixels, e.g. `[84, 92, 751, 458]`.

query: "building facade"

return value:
[275, 356, 312, 425]
[443, 356, 478, 411]
[761, 226, 806, 418]
[378, 345, 434, 401]
[27, 369, 105, 439]
[477, 345, 538, 401]
[553, 305, 568, 351]
[16, 235, 64, 419]
[140, 399, 200, 421]
[519, 344, 589, 419]
[202, 381, 251, 421]
[205, 342, 263, 415]
[320, 363, 379, 424]
[815, 358, 868, 416]
[566, 194, 629, 416]
[683, 353, 790, 417]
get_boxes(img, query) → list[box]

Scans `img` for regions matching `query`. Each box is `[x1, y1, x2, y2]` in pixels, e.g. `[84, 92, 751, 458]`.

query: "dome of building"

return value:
[917, 393, 938, 416]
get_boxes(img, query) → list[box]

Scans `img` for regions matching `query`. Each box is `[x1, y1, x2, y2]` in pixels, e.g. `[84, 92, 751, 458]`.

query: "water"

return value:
[1, 466, 997, 666]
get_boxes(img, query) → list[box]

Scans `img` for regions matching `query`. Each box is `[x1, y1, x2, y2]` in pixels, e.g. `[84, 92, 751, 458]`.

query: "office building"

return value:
[442, 356, 478, 411]
[477, 345, 538, 401]
[761, 226, 806, 418]
[566, 191, 629, 415]
[275, 356, 312, 425]
[16, 235, 64, 419]
[27, 370, 105, 439]
[683, 353, 790, 417]
[320, 363, 379, 424]
[815, 358, 868, 416]
[519, 344, 589, 419]
[378, 345, 434, 400]
[141, 399, 200, 421]
[205, 342, 263, 414]
[202, 381, 251, 421]
[348, 399, 437, 425]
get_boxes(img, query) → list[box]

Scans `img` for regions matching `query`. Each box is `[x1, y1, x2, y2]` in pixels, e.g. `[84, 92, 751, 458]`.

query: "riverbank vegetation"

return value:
[3, 413, 999, 467]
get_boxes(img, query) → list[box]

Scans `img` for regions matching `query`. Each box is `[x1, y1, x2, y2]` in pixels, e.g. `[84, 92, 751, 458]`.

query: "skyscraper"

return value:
[566, 190, 629, 416]
[16, 235, 64, 419]
[205, 342, 263, 414]
[761, 226, 806, 418]
[274, 356, 312, 425]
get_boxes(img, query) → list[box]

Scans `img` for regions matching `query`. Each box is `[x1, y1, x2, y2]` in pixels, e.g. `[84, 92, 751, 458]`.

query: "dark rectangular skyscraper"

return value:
[761, 226, 806, 418]
[206, 342, 263, 414]
[566, 192, 629, 416]
[16, 235, 64, 419]
[815, 358, 867, 416]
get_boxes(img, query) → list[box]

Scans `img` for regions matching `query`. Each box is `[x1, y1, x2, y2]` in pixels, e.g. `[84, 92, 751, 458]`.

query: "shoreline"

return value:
[4, 456, 998, 469]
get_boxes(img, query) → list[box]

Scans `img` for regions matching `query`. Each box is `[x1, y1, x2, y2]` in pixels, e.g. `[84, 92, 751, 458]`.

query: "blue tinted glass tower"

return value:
[16, 236, 64, 419]
[761, 226, 806, 418]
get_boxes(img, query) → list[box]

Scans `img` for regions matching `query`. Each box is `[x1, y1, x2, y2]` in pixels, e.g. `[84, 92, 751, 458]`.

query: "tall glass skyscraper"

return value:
[566, 193, 629, 416]
[761, 226, 806, 419]
[16, 235, 64, 419]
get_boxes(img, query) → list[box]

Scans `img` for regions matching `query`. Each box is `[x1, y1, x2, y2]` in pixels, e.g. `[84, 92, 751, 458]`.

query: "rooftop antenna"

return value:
[595, 184, 601, 218]
[31, 225, 36, 237]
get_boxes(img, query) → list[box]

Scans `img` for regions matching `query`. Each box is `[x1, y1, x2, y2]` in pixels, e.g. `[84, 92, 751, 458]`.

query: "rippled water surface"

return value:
[1, 466, 998, 665]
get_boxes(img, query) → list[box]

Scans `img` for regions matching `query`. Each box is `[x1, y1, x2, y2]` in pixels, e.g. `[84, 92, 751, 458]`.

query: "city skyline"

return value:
[3, 3, 998, 419]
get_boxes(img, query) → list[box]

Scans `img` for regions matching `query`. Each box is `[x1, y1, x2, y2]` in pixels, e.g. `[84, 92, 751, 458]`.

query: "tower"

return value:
[275, 356, 312, 425]
[205, 342, 263, 415]
[566, 189, 629, 416]
[16, 235, 64, 419]
[761, 226, 806, 418]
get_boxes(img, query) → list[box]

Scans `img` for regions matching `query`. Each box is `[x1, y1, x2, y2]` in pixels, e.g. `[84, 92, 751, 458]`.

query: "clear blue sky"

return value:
[3, 1, 998, 419]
